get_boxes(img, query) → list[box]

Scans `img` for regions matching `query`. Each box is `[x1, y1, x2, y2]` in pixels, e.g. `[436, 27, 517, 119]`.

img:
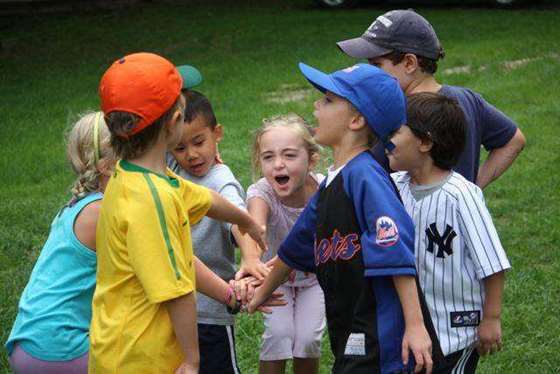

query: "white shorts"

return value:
[260, 280, 326, 361]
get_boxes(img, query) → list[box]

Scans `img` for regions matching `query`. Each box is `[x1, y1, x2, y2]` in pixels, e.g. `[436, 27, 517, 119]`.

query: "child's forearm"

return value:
[206, 190, 253, 227]
[165, 292, 200, 368]
[392, 275, 424, 327]
[194, 256, 235, 308]
[233, 225, 264, 260]
[482, 271, 505, 319]
[249, 257, 292, 312]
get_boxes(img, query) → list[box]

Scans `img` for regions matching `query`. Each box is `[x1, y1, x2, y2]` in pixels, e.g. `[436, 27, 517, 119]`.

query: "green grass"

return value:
[1, 1, 559, 372]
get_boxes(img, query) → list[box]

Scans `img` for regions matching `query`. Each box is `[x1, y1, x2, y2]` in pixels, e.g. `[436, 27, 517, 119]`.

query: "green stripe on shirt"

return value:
[143, 173, 181, 280]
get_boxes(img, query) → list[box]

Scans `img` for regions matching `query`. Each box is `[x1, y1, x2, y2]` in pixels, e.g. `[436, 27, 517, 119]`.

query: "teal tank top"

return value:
[5, 193, 102, 361]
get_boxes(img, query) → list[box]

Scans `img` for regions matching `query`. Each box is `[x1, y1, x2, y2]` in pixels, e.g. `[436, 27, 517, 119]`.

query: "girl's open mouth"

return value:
[275, 175, 290, 185]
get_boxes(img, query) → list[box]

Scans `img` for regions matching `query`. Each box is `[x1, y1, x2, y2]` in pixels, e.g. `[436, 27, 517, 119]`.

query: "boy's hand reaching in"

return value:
[476, 316, 502, 356]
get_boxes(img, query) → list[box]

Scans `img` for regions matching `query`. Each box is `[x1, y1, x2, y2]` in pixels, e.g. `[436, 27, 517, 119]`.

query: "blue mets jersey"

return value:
[278, 151, 441, 373]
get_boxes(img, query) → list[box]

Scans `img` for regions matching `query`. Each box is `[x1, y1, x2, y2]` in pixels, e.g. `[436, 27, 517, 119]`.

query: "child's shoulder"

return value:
[247, 177, 274, 198]
[442, 172, 485, 204]
[207, 163, 241, 185]
[343, 151, 392, 184]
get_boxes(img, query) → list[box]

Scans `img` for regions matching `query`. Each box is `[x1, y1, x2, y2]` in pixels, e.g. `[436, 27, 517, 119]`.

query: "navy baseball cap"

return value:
[176, 64, 203, 89]
[337, 10, 444, 61]
[298, 62, 406, 149]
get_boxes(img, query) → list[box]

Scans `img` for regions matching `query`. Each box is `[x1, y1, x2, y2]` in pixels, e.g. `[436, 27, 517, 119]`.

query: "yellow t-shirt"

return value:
[89, 160, 212, 373]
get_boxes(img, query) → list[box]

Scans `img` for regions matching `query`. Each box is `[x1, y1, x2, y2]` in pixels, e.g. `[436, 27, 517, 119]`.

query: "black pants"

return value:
[198, 323, 241, 374]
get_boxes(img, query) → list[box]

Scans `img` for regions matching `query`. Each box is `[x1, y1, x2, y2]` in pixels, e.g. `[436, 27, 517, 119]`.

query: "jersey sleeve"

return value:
[180, 179, 213, 225]
[457, 185, 511, 279]
[127, 179, 195, 304]
[475, 92, 518, 150]
[277, 190, 320, 273]
[344, 164, 416, 277]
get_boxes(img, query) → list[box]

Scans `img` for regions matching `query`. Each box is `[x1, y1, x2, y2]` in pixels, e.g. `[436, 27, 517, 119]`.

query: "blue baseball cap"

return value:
[298, 62, 406, 149]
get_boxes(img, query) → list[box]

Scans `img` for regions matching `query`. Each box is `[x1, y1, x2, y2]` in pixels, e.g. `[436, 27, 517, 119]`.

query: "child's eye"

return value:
[175, 145, 186, 152]
[285, 153, 297, 159]
[193, 140, 204, 146]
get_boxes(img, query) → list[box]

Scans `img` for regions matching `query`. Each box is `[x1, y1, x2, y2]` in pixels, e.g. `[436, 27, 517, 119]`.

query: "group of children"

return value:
[5, 8, 521, 374]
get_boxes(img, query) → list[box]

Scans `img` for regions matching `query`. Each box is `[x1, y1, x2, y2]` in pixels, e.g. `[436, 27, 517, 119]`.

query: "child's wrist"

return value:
[225, 285, 241, 314]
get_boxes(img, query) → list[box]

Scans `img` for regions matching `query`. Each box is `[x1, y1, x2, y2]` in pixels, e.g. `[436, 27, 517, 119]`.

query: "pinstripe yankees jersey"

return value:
[391, 171, 511, 356]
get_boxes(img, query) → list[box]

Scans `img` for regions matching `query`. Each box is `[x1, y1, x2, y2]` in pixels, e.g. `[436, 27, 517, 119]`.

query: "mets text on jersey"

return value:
[314, 230, 361, 265]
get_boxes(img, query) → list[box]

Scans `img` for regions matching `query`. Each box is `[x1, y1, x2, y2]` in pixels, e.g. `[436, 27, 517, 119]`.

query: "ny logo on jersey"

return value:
[314, 230, 361, 266]
[425, 223, 456, 258]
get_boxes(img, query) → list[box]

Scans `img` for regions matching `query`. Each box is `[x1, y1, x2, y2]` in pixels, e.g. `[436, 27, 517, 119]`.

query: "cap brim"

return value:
[298, 62, 342, 97]
[177, 65, 203, 89]
[336, 37, 392, 59]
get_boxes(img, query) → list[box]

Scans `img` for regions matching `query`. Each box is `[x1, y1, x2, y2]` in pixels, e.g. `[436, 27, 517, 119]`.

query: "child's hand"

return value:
[476, 316, 502, 356]
[229, 278, 250, 306]
[175, 362, 198, 374]
[238, 221, 267, 253]
[245, 283, 286, 314]
[402, 324, 433, 374]
[235, 257, 271, 281]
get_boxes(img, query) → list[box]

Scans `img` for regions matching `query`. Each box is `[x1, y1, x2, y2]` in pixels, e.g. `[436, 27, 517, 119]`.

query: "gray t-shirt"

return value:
[168, 157, 246, 325]
[408, 172, 452, 201]
[247, 174, 323, 287]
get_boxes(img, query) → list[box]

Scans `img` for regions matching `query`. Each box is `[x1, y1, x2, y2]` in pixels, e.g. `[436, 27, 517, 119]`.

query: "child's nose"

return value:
[274, 157, 285, 169]
[186, 148, 198, 160]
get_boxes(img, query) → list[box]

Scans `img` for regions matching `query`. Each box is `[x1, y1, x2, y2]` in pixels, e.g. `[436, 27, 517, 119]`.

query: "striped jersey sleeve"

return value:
[453, 176, 511, 279]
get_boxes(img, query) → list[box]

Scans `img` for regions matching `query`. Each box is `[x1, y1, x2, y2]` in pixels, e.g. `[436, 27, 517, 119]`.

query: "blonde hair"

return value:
[251, 113, 321, 181]
[66, 111, 114, 201]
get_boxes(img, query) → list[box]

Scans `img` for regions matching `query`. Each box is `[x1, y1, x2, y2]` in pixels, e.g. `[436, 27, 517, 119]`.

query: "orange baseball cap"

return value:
[99, 52, 183, 136]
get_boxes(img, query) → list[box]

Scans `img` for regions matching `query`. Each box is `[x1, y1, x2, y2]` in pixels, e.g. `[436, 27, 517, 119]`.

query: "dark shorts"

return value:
[199, 323, 241, 374]
[433, 347, 479, 374]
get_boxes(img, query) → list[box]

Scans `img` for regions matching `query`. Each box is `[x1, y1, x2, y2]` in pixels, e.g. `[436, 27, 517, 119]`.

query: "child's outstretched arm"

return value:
[393, 275, 433, 374]
[232, 226, 270, 281]
[477, 271, 506, 356]
[206, 190, 267, 252]
[235, 197, 271, 280]
[193, 256, 283, 312]
[165, 292, 199, 374]
[246, 257, 292, 314]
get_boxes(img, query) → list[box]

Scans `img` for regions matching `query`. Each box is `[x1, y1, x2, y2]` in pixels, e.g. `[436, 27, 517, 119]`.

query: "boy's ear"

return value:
[419, 136, 433, 153]
[403, 53, 420, 74]
[213, 124, 224, 143]
[348, 113, 367, 131]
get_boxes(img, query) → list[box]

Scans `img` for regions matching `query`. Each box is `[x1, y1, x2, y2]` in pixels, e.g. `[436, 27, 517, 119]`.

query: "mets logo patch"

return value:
[375, 216, 399, 247]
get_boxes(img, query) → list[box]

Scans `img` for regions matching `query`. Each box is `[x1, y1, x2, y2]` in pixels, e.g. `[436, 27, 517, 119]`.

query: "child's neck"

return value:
[128, 140, 169, 175]
[332, 141, 369, 169]
[408, 160, 451, 186]
[405, 74, 442, 95]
